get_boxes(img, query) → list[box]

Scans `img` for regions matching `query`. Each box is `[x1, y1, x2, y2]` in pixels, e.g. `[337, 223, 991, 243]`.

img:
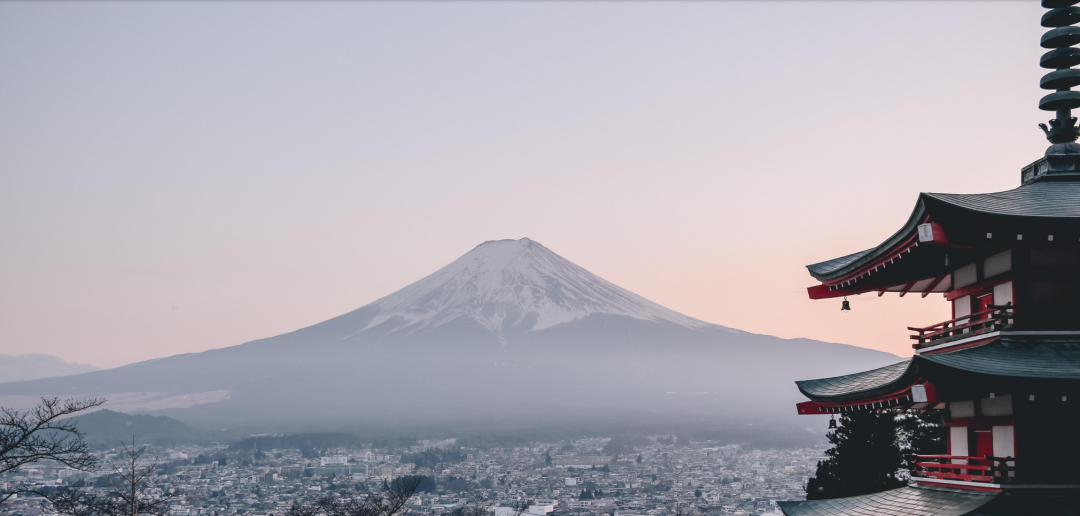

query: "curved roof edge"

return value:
[806, 182, 1080, 282]
[795, 360, 917, 403]
[805, 197, 927, 281]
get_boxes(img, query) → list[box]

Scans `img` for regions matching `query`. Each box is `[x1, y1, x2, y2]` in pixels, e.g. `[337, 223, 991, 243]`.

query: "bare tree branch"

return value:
[0, 397, 104, 476]
[42, 436, 173, 516]
[287, 476, 423, 516]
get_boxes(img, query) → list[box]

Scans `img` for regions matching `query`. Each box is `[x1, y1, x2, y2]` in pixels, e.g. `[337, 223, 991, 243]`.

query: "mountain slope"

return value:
[0, 354, 98, 383]
[0, 238, 898, 428]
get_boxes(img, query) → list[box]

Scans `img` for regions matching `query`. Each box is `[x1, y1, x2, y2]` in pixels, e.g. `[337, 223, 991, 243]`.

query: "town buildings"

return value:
[5, 437, 821, 516]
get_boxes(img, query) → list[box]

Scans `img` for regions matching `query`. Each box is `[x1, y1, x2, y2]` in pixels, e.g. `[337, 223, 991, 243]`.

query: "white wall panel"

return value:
[992, 426, 1015, 458]
[984, 251, 1012, 278]
[950, 426, 969, 463]
[994, 282, 1013, 306]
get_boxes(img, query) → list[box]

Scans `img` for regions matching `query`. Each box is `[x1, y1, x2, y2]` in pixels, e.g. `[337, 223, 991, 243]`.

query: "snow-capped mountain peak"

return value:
[360, 238, 711, 338]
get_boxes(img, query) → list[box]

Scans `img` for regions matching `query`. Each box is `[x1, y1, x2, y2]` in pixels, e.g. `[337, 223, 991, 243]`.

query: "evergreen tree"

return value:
[805, 411, 907, 500]
[899, 410, 948, 468]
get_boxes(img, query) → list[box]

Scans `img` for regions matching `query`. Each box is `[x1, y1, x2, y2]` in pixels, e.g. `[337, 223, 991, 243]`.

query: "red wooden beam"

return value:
[807, 284, 874, 300]
[796, 401, 828, 415]
[944, 273, 1013, 301]
[921, 275, 949, 298]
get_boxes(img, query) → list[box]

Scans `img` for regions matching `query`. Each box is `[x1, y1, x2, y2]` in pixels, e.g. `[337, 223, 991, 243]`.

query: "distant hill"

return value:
[65, 409, 194, 445]
[0, 354, 97, 383]
[0, 238, 899, 430]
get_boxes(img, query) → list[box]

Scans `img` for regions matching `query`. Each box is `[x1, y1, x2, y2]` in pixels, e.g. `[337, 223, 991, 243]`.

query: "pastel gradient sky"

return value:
[0, 1, 1049, 368]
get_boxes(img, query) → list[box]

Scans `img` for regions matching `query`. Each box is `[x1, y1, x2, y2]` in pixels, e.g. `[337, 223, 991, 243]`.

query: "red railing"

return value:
[910, 455, 1014, 483]
[909, 303, 1015, 349]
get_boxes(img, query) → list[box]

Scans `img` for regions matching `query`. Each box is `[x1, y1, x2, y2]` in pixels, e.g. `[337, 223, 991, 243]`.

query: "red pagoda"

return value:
[778, 1, 1080, 515]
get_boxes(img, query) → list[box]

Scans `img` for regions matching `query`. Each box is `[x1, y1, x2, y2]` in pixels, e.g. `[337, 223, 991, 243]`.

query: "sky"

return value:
[0, 1, 1050, 368]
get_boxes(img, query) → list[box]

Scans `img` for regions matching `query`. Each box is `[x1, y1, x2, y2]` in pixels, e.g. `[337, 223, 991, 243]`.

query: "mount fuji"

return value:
[357, 238, 708, 341]
[0, 238, 896, 429]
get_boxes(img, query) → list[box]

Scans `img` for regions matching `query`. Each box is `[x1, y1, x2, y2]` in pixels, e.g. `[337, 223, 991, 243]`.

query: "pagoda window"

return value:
[950, 400, 976, 418]
[980, 394, 1013, 416]
[983, 250, 1012, 278]
[954, 264, 978, 289]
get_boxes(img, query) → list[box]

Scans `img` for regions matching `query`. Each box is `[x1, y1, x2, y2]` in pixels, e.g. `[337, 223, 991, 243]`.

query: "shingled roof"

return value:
[919, 336, 1080, 380]
[795, 360, 917, 403]
[806, 182, 1080, 282]
[777, 486, 997, 516]
[795, 336, 1080, 404]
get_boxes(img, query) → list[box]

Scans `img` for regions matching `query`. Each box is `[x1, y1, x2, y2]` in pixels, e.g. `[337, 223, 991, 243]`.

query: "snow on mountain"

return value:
[358, 238, 714, 340]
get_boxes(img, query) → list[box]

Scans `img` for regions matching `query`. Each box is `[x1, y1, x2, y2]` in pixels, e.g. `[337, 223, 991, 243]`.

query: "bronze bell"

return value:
[841, 297, 851, 311]
[829, 416, 837, 429]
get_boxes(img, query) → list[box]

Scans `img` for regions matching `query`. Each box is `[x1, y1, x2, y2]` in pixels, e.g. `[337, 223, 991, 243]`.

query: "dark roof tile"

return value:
[795, 360, 916, 403]
[778, 486, 996, 516]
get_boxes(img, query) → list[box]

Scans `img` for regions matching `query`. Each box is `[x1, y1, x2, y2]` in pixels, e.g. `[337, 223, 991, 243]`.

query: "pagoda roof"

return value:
[920, 335, 1080, 380]
[777, 485, 996, 516]
[806, 181, 1080, 285]
[923, 181, 1080, 218]
[796, 335, 1080, 405]
[796, 360, 917, 403]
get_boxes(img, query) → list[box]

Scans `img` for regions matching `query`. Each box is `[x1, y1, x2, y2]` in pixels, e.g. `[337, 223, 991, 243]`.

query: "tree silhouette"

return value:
[287, 476, 422, 516]
[44, 436, 174, 516]
[805, 411, 906, 500]
[0, 397, 103, 503]
[899, 410, 947, 469]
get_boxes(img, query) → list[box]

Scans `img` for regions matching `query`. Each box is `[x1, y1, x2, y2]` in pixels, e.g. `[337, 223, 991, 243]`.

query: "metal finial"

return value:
[1040, 0, 1080, 144]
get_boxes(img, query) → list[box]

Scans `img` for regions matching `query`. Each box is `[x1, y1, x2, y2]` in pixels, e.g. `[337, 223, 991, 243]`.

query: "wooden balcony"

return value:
[910, 455, 1015, 483]
[909, 304, 1015, 349]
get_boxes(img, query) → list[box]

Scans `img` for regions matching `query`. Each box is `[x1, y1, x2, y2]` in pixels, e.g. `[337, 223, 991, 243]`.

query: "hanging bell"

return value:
[841, 297, 851, 311]
[944, 253, 950, 266]
[828, 415, 837, 429]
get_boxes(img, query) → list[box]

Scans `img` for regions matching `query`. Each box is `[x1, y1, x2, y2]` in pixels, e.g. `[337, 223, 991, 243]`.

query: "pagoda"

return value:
[777, 2, 1080, 515]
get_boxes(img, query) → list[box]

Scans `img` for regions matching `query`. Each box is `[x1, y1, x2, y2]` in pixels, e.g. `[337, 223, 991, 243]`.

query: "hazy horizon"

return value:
[1, 1, 1045, 368]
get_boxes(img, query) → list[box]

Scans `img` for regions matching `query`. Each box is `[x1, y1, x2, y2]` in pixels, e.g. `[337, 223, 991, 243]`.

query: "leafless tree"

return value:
[508, 497, 534, 516]
[453, 501, 493, 516]
[462, 495, 532, 516]
[0, 397, 104, 503]
[287, 476, 423, 516]
[44, 436, 173, 516]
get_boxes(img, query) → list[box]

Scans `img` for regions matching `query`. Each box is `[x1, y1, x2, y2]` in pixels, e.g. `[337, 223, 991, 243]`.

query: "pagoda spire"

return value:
[1039, 0, 1080, 145]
